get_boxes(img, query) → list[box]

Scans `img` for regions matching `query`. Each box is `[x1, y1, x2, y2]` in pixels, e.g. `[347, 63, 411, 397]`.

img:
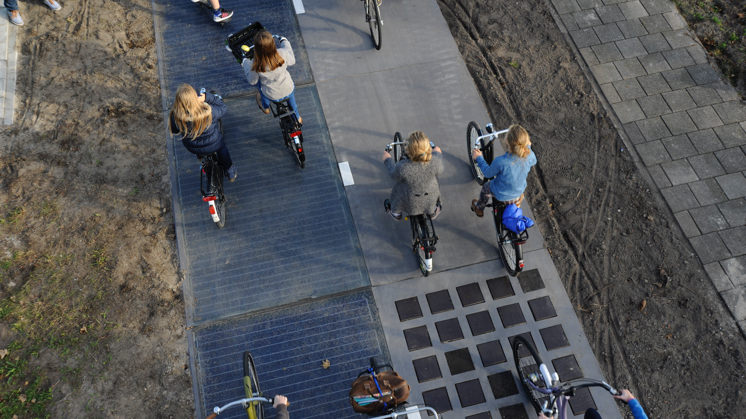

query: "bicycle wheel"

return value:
[243, 351, 264, 419]
[512, 336, 548, 414]
[496, 218, 522, 276]
[466, 121, 485, 185]
[412, 217, 431, 276]
[392, 132, 404, 163]
[367, 0, 382, 50]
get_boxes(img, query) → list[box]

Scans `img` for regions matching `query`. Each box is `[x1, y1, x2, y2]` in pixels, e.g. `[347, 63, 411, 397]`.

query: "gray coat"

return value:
[384, 152, 443, 216]
[242, 38, 296, 100]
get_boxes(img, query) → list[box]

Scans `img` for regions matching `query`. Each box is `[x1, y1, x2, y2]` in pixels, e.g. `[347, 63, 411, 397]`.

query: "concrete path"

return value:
[546, 0, 745, 335]
[0, 8, 18, 125]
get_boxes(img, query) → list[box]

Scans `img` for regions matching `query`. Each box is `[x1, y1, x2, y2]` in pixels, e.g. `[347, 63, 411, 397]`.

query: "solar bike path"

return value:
[152, 0, 622, 417]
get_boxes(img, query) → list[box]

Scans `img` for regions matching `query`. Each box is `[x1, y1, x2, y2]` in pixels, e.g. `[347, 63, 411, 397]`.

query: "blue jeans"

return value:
[4, 0, 18, 11]
[254, 81, 300, 120]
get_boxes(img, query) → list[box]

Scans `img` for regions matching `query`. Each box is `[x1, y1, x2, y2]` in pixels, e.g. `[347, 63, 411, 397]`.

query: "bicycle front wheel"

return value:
[392, 132, 404, 163]
[367, 0, 382, 50]
[512, 336, 548, 414]
[243, 352, 264, 419]
[497, 220, 522, 276]
[466, 121, 485, 185]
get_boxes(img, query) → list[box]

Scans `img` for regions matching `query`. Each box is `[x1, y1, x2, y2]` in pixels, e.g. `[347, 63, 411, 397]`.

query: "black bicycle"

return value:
[512, 336, 619, 418]
[200, 152, 227, 229]
[361, 0, 382, 50]
[467, 121, 528, 276]
[226, 23, 306, 168]
[385, 132, 438, 276]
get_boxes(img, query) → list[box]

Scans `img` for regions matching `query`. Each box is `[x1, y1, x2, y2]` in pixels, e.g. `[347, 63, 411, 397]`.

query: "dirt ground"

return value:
[1, 0, 745, 417]
[0, 0, 192, 417]
[436, 0, 746, 417]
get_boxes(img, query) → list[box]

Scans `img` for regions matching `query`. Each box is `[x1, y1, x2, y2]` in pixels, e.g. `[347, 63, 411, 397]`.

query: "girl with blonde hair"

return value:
[241, 30, 301, 124]
[383, 131, 444, 220]
[169, 84, 236, 181]
[470, 124, 536, 216]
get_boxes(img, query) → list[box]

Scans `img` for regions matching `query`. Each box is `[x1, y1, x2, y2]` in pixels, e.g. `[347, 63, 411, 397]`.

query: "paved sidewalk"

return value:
[0, 8, 18, 125]
[547, 0, 746, 335]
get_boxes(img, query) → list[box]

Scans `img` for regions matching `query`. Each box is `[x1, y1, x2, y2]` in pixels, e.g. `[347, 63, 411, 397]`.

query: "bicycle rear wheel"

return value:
[412, 217, 432, 276]
[496, 218, 522, 276]
[243, 351, 264, 419]
[367, 0, 382, 50]
[512, 336, 548, 414]
[392, 132, 404, 163]
[466, 121, 485, 185]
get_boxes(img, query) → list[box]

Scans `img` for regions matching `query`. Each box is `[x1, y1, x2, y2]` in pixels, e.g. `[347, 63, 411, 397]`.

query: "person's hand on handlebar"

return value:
[433, 146, 442, 153]
[471, 148, 482, 160]
[382, 151, 391, 161]
[613, 389, 635, 403]
[273, 395, 288, 408]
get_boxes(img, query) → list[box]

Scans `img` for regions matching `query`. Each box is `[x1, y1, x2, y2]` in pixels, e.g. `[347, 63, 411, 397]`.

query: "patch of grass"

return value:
[509, 60, 520, 69]
[711, 15, 722, 26]
[0, 373, 52, 419]
[0, 207, 25, 225]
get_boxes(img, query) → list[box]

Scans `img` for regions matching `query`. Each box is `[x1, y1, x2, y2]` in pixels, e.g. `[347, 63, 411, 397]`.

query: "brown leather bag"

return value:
[349, 370, 410, 414]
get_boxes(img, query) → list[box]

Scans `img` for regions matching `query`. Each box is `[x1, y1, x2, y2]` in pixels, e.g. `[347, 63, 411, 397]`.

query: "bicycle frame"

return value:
[271, 99, 305, 168]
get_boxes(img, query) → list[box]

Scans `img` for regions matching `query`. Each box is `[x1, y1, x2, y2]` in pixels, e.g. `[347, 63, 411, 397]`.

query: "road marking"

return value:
[292, 0, 305, 14]
[338, 162, 354, 186]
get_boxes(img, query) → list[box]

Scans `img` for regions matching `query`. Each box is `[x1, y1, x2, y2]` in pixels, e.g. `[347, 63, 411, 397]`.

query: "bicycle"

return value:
[385, 132, 439, 276]
[207, 351, 273, 419]
[466, 121, 529, 276]
[226, 23, 306, 168]
[355, 357, 440, 419]
[194, 88, 228, 229]
[512, 335, 619, 418]
[361, 0, 382, 50]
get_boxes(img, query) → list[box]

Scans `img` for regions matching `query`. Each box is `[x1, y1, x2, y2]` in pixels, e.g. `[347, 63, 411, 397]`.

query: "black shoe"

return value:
[384, 199, 391, 212]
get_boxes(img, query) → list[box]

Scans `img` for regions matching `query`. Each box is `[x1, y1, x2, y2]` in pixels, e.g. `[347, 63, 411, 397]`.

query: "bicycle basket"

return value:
[350, 369, 410, 414]
[226, 22, 265, 62]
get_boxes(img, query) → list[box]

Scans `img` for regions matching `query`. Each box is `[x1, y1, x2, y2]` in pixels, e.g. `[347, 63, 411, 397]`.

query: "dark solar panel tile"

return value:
[455, 379, 486, 407]
[456, 282, 485, 307]
[486, 275, 514, 300]
[395, 296, 423, 322]
[528, 296, 557, 321]
[498, 403, 529, 419]
[476, 340, 506, 367]
[508, 332, 537, 358]
[497, 303, 526, 328]
[552, 355, 583, 381]
[435, 318, 464, 342]
[466, 310, 496, 336]
[466, 412, 492, 419]
[412, 355, 442, 383]
[403, 325, 431, 351]
[518, 269, 545, 293]
[569, 387, 597, 415]
[422, 387, 452, 413]
[487, 370, 518, 399]
[426, 290, 454, 314]
[444, 348, 475, 375]
[539, 324, 569, 350]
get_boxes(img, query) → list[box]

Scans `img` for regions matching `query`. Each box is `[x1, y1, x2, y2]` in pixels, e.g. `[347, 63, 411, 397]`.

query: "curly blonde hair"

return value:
[506, 124, 531, 158]
[169, 84, 212, 140]
[406, 131, 432, 162]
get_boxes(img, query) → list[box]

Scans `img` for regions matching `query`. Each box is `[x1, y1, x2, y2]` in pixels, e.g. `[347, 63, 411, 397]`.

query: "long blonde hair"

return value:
[406, 131, 432, 163]
[252, 30, 285, 73]
[506, 124, 531, 158]
[170, 84, 212, 140]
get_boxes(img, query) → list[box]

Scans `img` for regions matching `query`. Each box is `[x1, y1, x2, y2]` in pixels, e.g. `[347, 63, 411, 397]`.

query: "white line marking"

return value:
[338, 162, 354, 186]
[292, 0, 305, 14]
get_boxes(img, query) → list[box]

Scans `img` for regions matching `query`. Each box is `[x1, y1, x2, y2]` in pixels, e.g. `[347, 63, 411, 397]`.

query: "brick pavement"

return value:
[547, 0, 746, 336]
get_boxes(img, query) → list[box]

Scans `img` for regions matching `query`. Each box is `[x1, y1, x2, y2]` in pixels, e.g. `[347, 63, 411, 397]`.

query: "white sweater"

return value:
[242, 39, 296, 100]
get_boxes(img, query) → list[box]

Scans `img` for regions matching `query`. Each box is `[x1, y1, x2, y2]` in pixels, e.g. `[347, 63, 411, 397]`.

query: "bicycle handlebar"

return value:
[473, 127, 510, 150]
[209, 396, 274, 416]
[384, 141, 436, 152]
[371, 405, 440, 419]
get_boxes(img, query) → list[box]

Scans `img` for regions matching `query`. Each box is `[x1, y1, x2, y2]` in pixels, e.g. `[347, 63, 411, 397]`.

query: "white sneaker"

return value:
[7, 9, 23, 25]
[43, 0, 61, 10]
